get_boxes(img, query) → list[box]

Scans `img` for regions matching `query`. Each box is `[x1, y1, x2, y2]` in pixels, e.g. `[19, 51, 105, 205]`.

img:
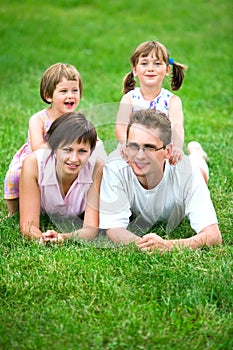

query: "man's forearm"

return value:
[106, 228, 140, 244]
[169, 224, 222, 249]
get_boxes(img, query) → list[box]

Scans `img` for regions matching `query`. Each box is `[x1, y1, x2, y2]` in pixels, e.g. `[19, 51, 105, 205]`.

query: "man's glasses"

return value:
[126, 142, 165, 154]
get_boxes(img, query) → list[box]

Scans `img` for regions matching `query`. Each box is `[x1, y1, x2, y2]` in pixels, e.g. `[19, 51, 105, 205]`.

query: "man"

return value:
[99, 109, 221, 251]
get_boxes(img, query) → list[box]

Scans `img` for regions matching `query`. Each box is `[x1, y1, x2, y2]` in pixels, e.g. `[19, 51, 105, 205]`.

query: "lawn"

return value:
[0, 0, 232, 349]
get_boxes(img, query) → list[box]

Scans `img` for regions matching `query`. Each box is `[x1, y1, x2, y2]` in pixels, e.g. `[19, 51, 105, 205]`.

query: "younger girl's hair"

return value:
[123, 41, 187, 94]
[46, 112, 97, 152]
[40, 63, 83, 104]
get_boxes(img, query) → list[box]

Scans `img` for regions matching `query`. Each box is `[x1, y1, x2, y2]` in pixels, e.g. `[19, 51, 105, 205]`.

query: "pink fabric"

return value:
[35, 149, 94, 217]
[4, 109, 51, 199]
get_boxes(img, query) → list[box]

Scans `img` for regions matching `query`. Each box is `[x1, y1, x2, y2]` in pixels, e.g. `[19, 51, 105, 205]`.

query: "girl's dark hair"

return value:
[127, 109, 172, 147]
[123, 41, 187, 94]
[40, 63, 83, 104]
[46, 112, 97, 152]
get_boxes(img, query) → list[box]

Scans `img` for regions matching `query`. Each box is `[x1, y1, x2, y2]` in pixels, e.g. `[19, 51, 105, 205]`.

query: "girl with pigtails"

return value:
[115, 41, 187, 165]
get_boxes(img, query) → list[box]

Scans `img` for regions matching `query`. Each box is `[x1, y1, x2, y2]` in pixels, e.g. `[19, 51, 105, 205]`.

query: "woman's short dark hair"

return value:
[46, 112, 97, 152]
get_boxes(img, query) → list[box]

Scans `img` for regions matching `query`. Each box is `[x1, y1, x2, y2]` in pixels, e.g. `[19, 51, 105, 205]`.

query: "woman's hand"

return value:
[39, 230, 65, 244]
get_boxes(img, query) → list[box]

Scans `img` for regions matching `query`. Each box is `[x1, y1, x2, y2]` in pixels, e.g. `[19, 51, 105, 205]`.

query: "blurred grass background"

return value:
[0, 1, 232, 349]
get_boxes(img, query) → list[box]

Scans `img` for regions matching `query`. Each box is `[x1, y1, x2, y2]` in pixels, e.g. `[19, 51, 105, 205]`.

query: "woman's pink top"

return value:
[35, 148, 94, 217]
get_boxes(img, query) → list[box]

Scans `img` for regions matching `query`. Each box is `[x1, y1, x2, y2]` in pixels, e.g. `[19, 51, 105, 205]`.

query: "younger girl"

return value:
[115, 41, 187, 165]
[19, 112, 103, 242]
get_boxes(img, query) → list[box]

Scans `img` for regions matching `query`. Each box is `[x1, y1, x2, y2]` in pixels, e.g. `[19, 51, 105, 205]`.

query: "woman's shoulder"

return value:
[21, 152, 38, 174]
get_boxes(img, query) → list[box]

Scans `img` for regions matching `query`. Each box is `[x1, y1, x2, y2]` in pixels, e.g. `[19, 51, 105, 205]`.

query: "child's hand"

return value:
[169, 147, 183, 165]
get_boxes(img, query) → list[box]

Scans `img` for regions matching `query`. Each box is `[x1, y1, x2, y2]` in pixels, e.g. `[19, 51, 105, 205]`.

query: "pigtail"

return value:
[122, 71, 136, 94]
[170, 61, 188, 91]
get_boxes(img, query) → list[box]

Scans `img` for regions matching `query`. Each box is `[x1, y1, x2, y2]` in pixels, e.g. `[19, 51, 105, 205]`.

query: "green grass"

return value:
[0, 0, 233, 349]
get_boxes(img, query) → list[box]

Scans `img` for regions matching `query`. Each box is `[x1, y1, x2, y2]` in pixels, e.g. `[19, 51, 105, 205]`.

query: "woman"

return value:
[19, 112, 103, 243]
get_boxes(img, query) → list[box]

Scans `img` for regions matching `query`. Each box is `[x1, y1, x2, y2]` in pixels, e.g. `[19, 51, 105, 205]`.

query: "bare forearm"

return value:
[107, 228, 140, 244]
[169, 225, 222, 250]
[20, 223, 42, 240]
[137, 224, 222, 252]
[62, 227, 99, 241]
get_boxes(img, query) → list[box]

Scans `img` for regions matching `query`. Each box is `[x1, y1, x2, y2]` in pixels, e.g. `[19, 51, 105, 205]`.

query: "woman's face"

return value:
[55, 140, 91, 178]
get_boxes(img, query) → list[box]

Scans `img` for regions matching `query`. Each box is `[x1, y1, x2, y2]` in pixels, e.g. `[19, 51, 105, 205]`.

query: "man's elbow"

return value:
[206, 224, 222, 246]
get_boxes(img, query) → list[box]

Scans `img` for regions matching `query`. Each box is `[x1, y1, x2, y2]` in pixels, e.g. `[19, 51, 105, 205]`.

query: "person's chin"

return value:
[131, 163, 149, 176]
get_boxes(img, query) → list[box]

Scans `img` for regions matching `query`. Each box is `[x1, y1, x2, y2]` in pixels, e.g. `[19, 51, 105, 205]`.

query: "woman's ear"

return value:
[132, 67, 137, 77]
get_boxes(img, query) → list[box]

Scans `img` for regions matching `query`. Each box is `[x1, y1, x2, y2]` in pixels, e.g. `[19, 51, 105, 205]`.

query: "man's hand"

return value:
[137, 233, 172, 252]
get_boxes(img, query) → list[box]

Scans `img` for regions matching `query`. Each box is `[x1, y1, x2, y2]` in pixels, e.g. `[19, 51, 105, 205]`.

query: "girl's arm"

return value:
[115, 94, 133, 144]
[168, 95, 184, 164]
[29, 114, 48, 151]
[19, 154, 42, 239]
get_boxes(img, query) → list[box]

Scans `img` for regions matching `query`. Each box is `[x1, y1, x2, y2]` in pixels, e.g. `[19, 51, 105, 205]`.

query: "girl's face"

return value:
[55, 140, 91, 178]
[133, 50, 170, 89]
[47, 77, 81, 117]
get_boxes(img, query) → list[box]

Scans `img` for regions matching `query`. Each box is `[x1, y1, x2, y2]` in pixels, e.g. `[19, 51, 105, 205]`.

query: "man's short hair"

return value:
[126, 109, 172, 146]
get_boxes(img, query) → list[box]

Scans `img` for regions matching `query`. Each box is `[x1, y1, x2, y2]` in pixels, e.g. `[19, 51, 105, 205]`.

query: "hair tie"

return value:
[130, 69, 133, 74]
[169, 58, 175, 65]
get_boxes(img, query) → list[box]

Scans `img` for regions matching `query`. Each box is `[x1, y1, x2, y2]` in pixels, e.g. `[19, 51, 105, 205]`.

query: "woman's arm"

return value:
[79, 160, 104, 239]
[19, 154, 42, 239]
[115, 94, 133, 144]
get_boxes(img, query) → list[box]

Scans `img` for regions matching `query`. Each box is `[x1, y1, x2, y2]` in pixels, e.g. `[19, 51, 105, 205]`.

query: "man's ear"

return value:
[164, 144, 173, 159]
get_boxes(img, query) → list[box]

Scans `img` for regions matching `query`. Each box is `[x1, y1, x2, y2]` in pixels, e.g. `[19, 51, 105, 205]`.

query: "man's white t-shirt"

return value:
[99, 156, 218, 234]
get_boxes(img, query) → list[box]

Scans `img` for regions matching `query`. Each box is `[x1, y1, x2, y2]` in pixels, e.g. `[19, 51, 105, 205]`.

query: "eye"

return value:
[144, 145, 155, 151]
[127, 143, 139, 151]
[62, 147, 71, 153]
[78, 149, 89, 154]
[72, 88, 79, 93]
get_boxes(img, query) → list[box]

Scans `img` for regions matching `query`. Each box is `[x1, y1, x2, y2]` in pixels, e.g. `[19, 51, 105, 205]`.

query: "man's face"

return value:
[126, 123, 171, 188]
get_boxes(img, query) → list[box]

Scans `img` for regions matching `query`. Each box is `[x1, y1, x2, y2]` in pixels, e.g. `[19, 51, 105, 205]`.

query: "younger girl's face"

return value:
[47, 78, 81, 116]
[133, 50, 170, 88]
[55, 140, 91, 177]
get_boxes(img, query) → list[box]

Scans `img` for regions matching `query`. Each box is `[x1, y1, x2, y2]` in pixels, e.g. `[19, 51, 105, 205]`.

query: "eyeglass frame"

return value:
[126, 142, 166, 153]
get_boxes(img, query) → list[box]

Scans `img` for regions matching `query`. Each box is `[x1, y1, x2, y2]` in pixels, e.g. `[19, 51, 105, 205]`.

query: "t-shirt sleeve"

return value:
[99, 162, 132, 229]
[184, 168, 218, 233]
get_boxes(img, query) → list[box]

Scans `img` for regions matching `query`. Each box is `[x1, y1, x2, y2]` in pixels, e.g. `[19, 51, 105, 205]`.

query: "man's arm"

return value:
[137, 224, 222, 251]
[107, 227, 141, 245]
